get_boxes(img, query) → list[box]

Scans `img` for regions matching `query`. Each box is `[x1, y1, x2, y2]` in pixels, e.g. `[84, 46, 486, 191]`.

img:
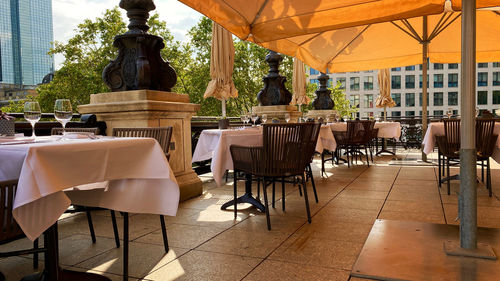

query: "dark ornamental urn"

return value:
[102, 0, 177, 92]
[312, 72, 334, 110]
[256, 50, 292, 106]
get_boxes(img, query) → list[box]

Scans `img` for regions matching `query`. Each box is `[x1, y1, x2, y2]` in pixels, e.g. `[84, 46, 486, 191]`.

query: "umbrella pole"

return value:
[421, 16, 429, 162]
[222, 99, 226, 118]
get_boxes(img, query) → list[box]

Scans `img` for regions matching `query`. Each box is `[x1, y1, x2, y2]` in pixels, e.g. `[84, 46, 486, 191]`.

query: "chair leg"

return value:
[282, 177, 286, 211]
[487, 158, 492, 197]
[262, 177, 271, 230]
[85, 209, 96, 244]
[257, 177, 260, 199]
[233, 170, 238, 219]
[308, 164, 318, 203]
[272, 180, 276, 208]
[110, 210, 120, 248]
[159, 215, 169, 253]
[482, 160, 485, 182]
[298, 179, 303, 197]
[447, 158, 451, 195]
[438, 152, 442, 188]
[123, 212, 129, 281]
[301, 175, 312, 223]
[365, 147, 370, 166]
[321, 151, 326, 176]
[33, 238, 39, 269]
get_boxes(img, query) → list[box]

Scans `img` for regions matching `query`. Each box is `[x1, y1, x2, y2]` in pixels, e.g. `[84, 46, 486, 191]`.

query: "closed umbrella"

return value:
[376, 68, 395, 120]
[203, 22, 238, 118]
[291, 58, 310, 112]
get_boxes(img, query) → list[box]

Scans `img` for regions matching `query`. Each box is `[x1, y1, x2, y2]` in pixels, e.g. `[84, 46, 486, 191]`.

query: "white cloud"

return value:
[52, 0, 202, 68]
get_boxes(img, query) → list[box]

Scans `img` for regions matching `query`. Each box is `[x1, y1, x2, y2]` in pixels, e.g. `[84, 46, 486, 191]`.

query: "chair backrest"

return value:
[262, 123, 319, 176]
[51, 127, 99, 135]
[0, 180, 24, 244]
[359, 120, 375, 143]
[443, 119, 460, 146]
[112, 127, 173, 155]
[476, 119, 496, 156]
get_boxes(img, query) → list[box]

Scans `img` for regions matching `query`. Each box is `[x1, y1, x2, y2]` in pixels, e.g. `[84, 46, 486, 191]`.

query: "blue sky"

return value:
[52, 0, 202, 68]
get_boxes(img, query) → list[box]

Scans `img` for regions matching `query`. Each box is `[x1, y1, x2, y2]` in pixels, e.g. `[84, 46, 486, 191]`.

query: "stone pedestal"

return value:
[307, 109, 339, 121]
[78, 90, 202, 201]
[252, 105, 301, 122]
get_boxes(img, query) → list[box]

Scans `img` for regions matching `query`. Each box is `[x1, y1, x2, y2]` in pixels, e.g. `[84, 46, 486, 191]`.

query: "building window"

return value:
[310, 79, 319, 85]
[419, 93, 429, 106]
[493, 91, 500, 104]
[433, 74, 444, 88]
[350, 94, 360, 107]
[478, 72, 488, 86]
[310, 68, 319, 75]
[405, 111, 415, 117]
[448, 92, 458, 106]
[493, 72, 500, 86]
[448, 73, 458, 87]
[350, 77, 360, 91]
[419, 111, 430, 116]
[328, 79, 334, 87]
[391, 75, 401, 89]
[478, 91, 488, 105]
[493, 62, 500, 67]
[337, 77, 346, 89]
[391, 67, 401, 71]
[405, 93, 415, 107]
[434, 92, 444, 106]
[391, 111, 401, 117]
[448, 63, 459, 69]
[364, 76, 373, 90]
[434, 63, 444, 70]
[364, 94, 374, 108]
[434, 110, 444, 117]
[419, 75, 429, 88]
[391, 93, 401, 107]
[405, 66, 415, 71]
[478, 63, 488, 68]
[405, 75, 415, 88]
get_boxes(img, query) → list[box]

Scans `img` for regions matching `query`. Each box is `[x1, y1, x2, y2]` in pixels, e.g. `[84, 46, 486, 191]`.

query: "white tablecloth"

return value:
[192, 126, 337, 186]
[329, 122, 402, 139]
[0, 136, 179, 241]
[422, 122, 500, 162]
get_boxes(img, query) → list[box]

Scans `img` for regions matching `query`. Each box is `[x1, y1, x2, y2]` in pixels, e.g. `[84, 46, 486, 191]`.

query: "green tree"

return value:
[330, 82, 358, 118]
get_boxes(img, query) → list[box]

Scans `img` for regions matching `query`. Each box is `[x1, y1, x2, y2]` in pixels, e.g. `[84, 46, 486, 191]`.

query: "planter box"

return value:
[0, 119, 15, 136]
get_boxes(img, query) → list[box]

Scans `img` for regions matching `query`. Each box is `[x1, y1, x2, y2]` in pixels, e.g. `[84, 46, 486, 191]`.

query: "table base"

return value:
[21, 269, 111, 281]
[220, 174, 265, 213]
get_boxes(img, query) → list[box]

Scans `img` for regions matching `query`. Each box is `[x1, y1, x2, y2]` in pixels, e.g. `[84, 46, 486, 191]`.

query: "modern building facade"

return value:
[0, 0, 54, 86]
[308, 62, 500, 119]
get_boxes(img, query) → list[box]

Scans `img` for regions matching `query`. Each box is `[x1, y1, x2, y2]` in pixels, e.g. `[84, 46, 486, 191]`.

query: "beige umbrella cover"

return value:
[291, 58, 310, 109]
[376, 69, 395, 120]
[204, 22, 238, 117]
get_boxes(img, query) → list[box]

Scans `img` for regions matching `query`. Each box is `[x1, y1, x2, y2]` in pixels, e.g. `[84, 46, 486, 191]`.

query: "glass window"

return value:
[391, 93, 401, 107]
[363, 76, 373, 90]
[478, 72, 488, 86]
[391, 111, 401, 117]
[434, 92, 444, 106]
[448, 63, 459, 69]
[405, 93, 415, 107]
[405, 111, 415, 117]
[434, 110, 444, 117]
[310, 68, 319, 75]
[478, 91, 488, 105]
[391, 75, 401, 89]
[350, 77, 360, 91]
[493, 91, 500, 104]
[448, 73, 458, 87]
[478, 63, 488, 68]
[493, 72, 500, 86]
[434, 74, 444, 88]
[337, 77, 346, 89]
[405, 66, 415, 71]
[419, 92, 429, 106]
[434, 63, 444, 70]
[419, 62, 429, 70]
[349, 94, 360, 107]
[405, 75, 415, 88]
[419, 75, 429, 88]
[448, 92, 458, 106]
[310, 79, 319, 85]
[391, 67, 401, 71]
[493, 62, 500, 67]
[363, 94, 374, 108]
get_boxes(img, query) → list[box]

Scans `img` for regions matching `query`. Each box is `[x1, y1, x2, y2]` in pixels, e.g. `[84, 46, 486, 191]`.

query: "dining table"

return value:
[0, 135, 179, 281]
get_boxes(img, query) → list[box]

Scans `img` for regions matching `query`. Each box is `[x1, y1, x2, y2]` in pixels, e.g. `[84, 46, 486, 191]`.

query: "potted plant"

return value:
[0, 110, 15, 136]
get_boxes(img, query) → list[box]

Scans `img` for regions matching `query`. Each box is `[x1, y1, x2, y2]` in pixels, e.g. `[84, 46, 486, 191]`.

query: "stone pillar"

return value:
[78, 90, 202, 201]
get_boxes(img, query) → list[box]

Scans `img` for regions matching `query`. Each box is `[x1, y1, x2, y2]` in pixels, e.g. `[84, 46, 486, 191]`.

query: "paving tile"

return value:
[243, 260, 350, 281]
[314, 208, 379, 225]
[387, 189, 441, 203]
[295, 220, 373, 244]
[177, 208, 251, 228]
[66, 266, 143, 280]
[378, 210, 445, 224]
[382, 200, 443, 214]
[144, 250, 261, 281]
[326, 198, 385, 211]
[59, 234, 118, 266]
[345, 180, 393, 192]
[336, 189, 389, 200]
[0, 256, 43, 280]
[197, 228, 290, 258]
[231, 214, 307, 234]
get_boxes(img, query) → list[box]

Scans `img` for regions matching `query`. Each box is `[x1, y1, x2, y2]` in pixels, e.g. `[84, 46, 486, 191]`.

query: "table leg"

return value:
[221, 173, 266, 212]
[376, 138, 396, 155]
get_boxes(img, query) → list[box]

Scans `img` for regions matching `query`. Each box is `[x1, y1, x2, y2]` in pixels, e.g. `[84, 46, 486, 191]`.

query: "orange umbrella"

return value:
[291, 58, 310, 111]
[376, 69, 395, 121]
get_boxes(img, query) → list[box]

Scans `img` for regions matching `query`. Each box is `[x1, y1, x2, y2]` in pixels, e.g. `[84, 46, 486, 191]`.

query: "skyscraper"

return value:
[0, 0, 54, 86]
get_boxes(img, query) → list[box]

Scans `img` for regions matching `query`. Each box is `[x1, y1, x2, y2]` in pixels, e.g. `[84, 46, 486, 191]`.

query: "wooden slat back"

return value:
[112, 127, 173, 155]
[0, 180, 24, 243]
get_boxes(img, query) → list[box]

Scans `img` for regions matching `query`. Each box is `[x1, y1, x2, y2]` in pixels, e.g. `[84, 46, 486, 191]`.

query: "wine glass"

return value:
[24, 101, 41, 138]
[446, 108, 453, 119]
[251, 113, 258, 126]
[54, 99, 73, 137]
[261, 114, 268, 124]
[375, 114, 380, 122]
[285, 113, 291, 123]
[325, 115, 331, 123]
[476, 107, 480, 117]
[334, 114, 340, 122]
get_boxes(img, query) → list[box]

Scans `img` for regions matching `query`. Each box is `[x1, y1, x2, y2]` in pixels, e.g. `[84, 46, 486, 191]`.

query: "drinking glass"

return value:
[446, 108, 453, 118]
[476, 107, 480, 117]
[285, 113, 291, 123]
[251, 113, 258, 126]
[375, 114, 380, 122]
[24, 101, 41, 138]
[325, 115, 331, 123]
[261, 114, 268, 124]
[54, 99, 73, 136]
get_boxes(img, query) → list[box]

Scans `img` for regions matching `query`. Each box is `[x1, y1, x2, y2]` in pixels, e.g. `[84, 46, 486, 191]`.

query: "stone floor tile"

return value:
[144, 250, 261, 281]
[326, 198, 385, 211]
[387, 189, 441, 203]
[231, 214, 307, 234]
[243, 260, 350, 281]
[382, 200, 443, 214]
[336, 190, 389, 200]
[66, 266, 143, 280]
[0, 256, 43, 280]
[295, 221, 373, 244]
[378, 210, 445, 224]
[58, 234, 118, 266]
[314, 208, 379, 225]
[178, 208, 250, 228]
[345, 180, 393, 192]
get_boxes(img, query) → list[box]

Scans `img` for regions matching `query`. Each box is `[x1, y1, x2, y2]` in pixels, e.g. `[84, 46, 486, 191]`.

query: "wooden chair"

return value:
[476, 119, 497, 197]
[435, 119, 460, 195]
[0, 180, 46, 281]
[333, 121, 365, 167]
[230, 123, 320, 230]
[51, 127, 99, 136]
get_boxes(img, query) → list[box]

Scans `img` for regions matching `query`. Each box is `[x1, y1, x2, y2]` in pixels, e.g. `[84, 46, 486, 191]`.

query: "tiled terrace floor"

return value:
[2, 149, 500, 280]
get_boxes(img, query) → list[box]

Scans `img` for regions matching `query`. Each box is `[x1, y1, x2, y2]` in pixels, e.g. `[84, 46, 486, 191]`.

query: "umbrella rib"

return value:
[327, 25, 371, 66]
[298, 32, 326, 46]
[391, 21, 422, 42]
[429, 13, 461, 41]
[249, 0, 270, 31]
[427, 12, 449, 40]
[401, 19, 423, 42]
